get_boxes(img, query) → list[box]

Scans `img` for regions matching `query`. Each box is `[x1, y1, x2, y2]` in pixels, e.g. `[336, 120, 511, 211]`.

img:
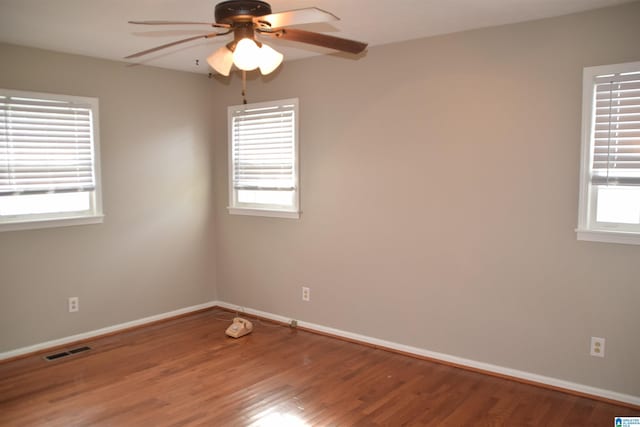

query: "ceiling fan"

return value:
[125, 0, 368, 76]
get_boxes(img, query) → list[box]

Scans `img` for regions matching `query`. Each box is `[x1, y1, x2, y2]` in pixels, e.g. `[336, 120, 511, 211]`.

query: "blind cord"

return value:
[606, 77, 613, 185]
[242, 70, 247, 105]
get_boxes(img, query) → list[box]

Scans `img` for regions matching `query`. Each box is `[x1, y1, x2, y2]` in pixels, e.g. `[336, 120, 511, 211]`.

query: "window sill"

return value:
[576, 228, 640, 245]
[228, 207, 300, 219]
[0, 214, 104, 232]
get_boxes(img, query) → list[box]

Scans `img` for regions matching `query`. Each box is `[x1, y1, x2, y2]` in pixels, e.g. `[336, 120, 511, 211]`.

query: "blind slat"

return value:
[231, 101, 296, 191]
[590, 69, 640, 186]
[0, 92, 96, 195]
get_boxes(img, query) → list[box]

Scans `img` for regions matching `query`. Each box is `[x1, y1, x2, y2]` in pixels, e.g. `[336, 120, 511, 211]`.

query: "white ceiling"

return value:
[0, 0, 635, 74]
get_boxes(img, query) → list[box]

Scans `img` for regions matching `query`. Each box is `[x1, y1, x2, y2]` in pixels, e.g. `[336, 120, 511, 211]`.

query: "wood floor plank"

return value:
[0, 308, 636, 426]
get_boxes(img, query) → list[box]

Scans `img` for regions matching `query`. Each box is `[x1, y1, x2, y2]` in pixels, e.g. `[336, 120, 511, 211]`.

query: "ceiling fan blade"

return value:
[124, 31, 229, 59]
[129, 20, 229, 28]
[263, 28, 367, 54]
[254, 7, 338, 28]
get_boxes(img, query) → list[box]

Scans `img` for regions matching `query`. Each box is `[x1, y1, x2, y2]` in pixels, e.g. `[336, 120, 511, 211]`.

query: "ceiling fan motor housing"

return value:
[215, 0, 272, 24]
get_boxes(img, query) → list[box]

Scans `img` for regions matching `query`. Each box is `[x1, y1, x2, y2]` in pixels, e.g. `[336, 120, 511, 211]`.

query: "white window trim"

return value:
[227, 207, 300, 219]
[227, 98, 300, 219]
[0, 214, 104, 232]
[0, 89, 104, 232]
[576, 61, 640, 245]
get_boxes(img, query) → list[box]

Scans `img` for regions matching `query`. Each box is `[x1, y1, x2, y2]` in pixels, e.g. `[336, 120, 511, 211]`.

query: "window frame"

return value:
[577, 61, 640, 245]
[227, 98, 300, 219]
[0, 88, 103, 232]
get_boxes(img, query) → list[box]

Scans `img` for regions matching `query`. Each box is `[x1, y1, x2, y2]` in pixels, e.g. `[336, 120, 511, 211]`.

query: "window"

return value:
[0, 89, 103, 231]
[227, 98, 299, 218]
[577, 61, 640, 244]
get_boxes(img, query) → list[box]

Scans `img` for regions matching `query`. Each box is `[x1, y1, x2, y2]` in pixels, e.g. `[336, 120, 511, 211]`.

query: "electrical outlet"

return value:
[68, 297, 79, 313]
[590, 336, 605, 358]
[302, 286, 310, 302]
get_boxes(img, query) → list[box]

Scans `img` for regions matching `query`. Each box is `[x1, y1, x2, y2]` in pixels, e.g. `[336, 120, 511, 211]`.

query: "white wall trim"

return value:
[0, 214, 104, 233]
[227, 207, 300, 219]
[576, 229, 640, 245]
[3, 300, 637, 407]
[0, 301, 219, 361]
[216, 301, 640, 407]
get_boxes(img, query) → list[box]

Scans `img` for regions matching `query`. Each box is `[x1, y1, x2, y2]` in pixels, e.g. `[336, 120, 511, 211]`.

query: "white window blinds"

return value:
[591, 70, 640, 186]
[230, 101, 296, 191]
[0, 92, 96, 195]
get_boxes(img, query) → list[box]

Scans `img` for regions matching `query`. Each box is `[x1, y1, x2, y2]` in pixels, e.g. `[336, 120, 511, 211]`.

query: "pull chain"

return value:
[242, 70, 247, 104]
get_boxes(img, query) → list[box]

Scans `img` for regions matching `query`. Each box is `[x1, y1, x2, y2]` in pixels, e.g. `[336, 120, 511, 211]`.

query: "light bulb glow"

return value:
[207, 46, 234, 76]
[233, 38, 261, 71]
[208, 39, 284, 76]
[258, 43, 284, 75]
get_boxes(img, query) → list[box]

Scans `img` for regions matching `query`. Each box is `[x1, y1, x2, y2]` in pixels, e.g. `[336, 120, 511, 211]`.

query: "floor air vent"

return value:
[44, 346, 91, 361]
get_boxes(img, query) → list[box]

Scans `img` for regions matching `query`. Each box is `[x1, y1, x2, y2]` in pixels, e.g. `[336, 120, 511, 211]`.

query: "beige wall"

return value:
[213, 3, 640, 396]
[0, 44, 216, 352]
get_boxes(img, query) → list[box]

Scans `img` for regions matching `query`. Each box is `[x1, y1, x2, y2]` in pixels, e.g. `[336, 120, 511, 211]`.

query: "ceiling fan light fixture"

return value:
[126, 2, 368, 76]
[233, 38, 261, 71]
[207, 46, 234, 76]
[258, 43, 283, 75]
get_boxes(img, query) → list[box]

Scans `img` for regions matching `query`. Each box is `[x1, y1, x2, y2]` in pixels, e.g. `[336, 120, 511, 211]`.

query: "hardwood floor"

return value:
[0, 308, 636, 426]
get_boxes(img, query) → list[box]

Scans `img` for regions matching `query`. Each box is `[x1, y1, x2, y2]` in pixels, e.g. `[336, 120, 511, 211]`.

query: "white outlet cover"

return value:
[590, 336, 605, 358]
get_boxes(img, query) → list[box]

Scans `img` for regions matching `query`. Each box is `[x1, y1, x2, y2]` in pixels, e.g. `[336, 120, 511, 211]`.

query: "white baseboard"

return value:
[3, 300, 637, 407]
[0, 301, 219, 361]
[216, 301, 640, 407]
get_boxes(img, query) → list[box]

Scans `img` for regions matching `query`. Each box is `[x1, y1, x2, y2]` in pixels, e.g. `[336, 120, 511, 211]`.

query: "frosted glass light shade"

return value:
[207, 47, 234, 76]
[258, 43, 284, 75]
[207, 39, 284, 76]
[233, 38, 261, 71]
